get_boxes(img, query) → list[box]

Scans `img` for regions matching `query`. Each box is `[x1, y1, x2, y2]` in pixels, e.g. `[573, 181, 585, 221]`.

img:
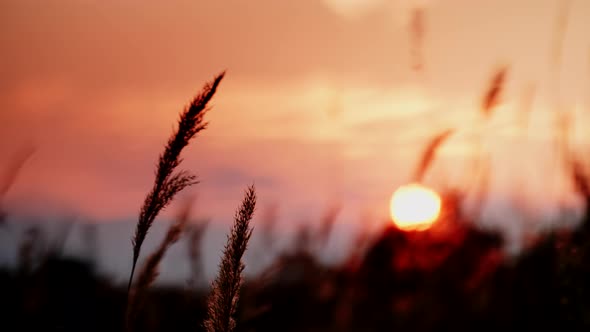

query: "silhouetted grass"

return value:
[409, 7, 425, 71]
[187, 218, 210, 289]
[412, 129, 454, 182]
[126, 202, 191, 331]
[128, 72, 225, 292]
[204, 185, 256, 332]
[0, 145, 35, 224]
[481, 67, 508, 117]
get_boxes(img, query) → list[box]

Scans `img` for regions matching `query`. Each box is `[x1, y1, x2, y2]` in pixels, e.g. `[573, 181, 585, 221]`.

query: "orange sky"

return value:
[1, 0, 590, 238]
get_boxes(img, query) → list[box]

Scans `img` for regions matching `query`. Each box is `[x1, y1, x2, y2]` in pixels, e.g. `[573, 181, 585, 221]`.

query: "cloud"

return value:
[321, 0, 435, 24]
[321, 0, 388, 19]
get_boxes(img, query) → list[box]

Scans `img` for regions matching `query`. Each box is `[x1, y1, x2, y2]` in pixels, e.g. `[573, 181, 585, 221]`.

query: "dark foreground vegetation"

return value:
[2, 185, 590, 332]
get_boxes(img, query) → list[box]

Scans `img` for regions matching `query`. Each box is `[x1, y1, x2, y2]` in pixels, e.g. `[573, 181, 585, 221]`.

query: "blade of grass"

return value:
[204, 185, 256, 332]
[128, 71, 225, 292]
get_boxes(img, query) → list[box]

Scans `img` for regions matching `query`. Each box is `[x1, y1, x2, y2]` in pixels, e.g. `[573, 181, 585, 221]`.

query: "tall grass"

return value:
[126, 205, 190, 330]
[204, 185, 257, 332]
[481, 66, 508, 117]
[412, 129, 454, 182]
[409, 7, 425, 72]
[314, 203, 340, 252]
[464, 66, 509, 204]
[128, 72, 225, 292]
[0, 145, 35, 224]
[187, 218, 210, 289]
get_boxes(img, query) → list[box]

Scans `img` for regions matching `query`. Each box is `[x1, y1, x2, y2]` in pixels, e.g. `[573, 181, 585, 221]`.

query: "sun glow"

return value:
[390, 183, 441, 231]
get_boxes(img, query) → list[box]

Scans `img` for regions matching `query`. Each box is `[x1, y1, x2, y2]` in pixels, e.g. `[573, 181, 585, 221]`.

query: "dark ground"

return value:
[2, 194, 590, 332]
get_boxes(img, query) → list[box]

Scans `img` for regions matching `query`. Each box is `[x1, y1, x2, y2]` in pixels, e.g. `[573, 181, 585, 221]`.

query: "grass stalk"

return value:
[128, 72, 225, 292]
[204, 185, 256, 332]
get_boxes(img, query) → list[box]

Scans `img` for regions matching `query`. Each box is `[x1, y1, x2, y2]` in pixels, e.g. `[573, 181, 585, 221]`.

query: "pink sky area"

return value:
[1, 0, 590, 239]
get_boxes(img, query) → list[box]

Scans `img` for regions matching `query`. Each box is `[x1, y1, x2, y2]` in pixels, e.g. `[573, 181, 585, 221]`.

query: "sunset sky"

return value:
[1, 0, 590, 248]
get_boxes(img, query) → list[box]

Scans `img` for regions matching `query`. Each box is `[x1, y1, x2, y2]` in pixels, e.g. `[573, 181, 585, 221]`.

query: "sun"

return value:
[390, 183, 442, 231]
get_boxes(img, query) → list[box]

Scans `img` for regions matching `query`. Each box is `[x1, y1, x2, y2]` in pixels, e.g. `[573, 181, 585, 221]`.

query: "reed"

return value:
[412, 129, 454, 182]
[204, 185, 257, 332]
[127, 72, 225, 291]
[126, 206, 189, 330]
[0, 145, 35, 224]
[315, 203, 340, 251]
[481, 66, 508, 117]
[187, 218, 210, 289]
[409, 7, 425, 71]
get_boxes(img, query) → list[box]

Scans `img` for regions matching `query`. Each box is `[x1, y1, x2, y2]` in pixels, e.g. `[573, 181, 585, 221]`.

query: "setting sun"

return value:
[390, 183, 442, 231]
